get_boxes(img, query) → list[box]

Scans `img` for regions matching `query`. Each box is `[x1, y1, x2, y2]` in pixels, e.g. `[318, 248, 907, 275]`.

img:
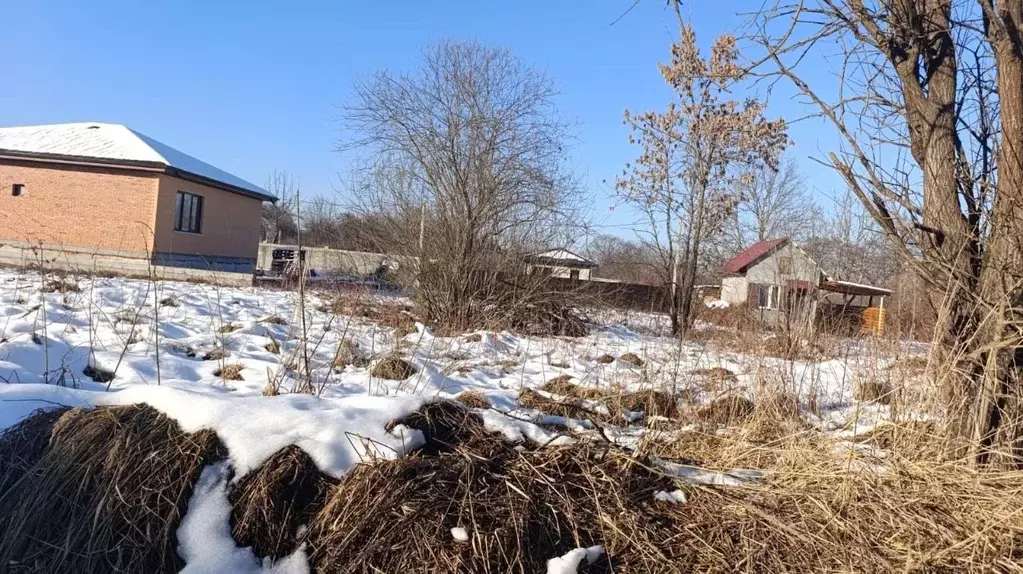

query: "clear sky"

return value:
[2, 0, 844, 240]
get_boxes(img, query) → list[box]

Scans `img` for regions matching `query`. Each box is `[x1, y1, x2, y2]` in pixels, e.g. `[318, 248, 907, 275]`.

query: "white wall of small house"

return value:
[720, 276, 748, 304]
[527, 264, 591, 280]
[745, 242, 821, 287]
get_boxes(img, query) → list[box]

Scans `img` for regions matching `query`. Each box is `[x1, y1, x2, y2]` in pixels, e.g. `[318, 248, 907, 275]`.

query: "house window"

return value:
[11, 184, 24, 197]
[758, 284, 781, 310]
[569, 269, 580, 280]
[778, 256, 793, 275]
[174, 192, 204, 234]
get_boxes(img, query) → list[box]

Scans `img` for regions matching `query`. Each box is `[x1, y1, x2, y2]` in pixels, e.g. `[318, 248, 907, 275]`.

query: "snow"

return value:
[178, 461, 308, 574]
[704, 298, 730, 309]
[654, 489, 688, 504]
[0, 269, 924, 571]
[533, 249, 591, 263]
[546, 545, 605, 574]
[0, 122, 272, 200]
[450, 527, 469, 542]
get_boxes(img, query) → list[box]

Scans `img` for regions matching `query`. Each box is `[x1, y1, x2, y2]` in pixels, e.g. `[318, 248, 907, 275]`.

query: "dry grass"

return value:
[202, 347, 227, 361]
[259, 314, 288, 325]
[230, 445, 334, 560]
[455, 390, 490, 409]
[2, 403, 1023, 572]
[371, 356, 416, 380]
[332, 339, 370, 371]
[265, 339, 281, 354]
[158, 295, 180, 307]
[39, 278, 80, 293]
[691, 367, 738, 390]
[217, 323, 241, 334]
[214, 363, 245, 381]
[618, 352, 644, 367]
[0, 405, 225, 572]
[596, 353, 615, 364]
[693, 395, 756, 426]
[542, 375, 603, 400]
[855, 379, 893, 404]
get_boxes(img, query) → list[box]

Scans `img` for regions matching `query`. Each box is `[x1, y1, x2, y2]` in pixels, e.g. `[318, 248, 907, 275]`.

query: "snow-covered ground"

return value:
[0, 269, 925, 571]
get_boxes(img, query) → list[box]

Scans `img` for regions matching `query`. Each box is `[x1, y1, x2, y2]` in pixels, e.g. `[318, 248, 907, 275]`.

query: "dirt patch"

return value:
[83, 364, 115, 383]
[371, 356, 417, 380]
[0, 405, 225, 572]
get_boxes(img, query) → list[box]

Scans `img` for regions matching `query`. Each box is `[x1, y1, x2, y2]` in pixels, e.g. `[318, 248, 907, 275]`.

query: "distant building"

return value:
[523, 249, 598, 281]
[0, 123, 276, 284]
[719, 238, 892, 333]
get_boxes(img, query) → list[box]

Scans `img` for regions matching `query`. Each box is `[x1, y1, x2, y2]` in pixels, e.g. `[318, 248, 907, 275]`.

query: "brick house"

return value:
[0, 123, 276, 284]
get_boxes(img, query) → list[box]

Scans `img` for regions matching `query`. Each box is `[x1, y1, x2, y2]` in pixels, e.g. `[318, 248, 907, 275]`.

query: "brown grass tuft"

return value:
[333, 339, 370, 371]
[465, 333, 483, 343]
[371, 356, 416, 380]
[0, 405, 225, 572]
[259, 314, 288, 325]
[214, 363, 245, 381]
[694, 395, 755, 425]
[40, 278, 80, 293]
[854, 380, 893, 404]
[542, 375, 603, 401]
[230, 445, 335, 560]
[596, 353, 615, 364]
[455, 390, 490, 409]
[158, 296, 180, 307]
[203, 347, 228, 361]
[83, 364, 116, 383]
[265, 339, 281, 354]
[691, 367, 738, 390]
[217, 323, 241, 334]
[618, 352, 644, 367]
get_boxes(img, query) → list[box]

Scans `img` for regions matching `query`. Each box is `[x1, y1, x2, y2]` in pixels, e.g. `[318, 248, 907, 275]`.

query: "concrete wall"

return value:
[0, 239, 253, 286]
[153, 174, 263, 272]
[0, 160, 159, 254]
[256, 243, 412, 276]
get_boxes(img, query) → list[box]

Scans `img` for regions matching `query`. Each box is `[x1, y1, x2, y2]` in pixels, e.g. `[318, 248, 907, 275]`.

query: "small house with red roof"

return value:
[719, 238, 891, 333]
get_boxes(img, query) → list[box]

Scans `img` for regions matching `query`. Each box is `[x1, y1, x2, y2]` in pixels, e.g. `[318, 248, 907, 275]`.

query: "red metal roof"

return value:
[721, 238, 789, 274]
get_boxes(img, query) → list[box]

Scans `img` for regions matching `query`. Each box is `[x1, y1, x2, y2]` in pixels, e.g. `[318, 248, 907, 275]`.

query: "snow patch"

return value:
[546, 545, 605, 574]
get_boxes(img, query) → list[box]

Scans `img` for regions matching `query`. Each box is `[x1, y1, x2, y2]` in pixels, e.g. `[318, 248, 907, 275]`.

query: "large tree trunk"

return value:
[972, 1, 1023, 466]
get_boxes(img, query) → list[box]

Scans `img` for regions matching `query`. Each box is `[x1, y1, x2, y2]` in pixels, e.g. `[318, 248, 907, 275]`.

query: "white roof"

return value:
[535, 249, 591, 263]
[0, 122, 273, 200]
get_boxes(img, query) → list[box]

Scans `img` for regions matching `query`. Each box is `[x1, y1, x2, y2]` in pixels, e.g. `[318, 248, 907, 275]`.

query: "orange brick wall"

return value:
[0, 161, 159, 254]
[152, 174, 263, 259]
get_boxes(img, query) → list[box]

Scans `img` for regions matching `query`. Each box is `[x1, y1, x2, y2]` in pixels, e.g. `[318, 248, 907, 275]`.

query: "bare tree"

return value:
[617, 5, 788, 335]
[723, 158, 813, 251]
[339, 41, 581, 331]
[750, 0, 1023, 465]
[260, 171, 298, 244]
[585, 233, 661, 284]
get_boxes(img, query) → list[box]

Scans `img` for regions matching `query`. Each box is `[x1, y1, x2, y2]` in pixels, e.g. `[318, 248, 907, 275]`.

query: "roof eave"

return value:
[165, 166, 277, 202]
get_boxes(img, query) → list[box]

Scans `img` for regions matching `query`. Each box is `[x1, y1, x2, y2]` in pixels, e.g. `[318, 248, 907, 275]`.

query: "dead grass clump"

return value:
[693, 395, 755, 426]
[218, 323, 241, 334]
[230, 445, 335, 560]
[856, 421, 945, 458]
[465, 333, 483, 343]
[203, 347, 227, 361]
[691, 367, 738, 390]
[596, 353, 615, 364]
[854, 379, 893, 404]
[611, 390, 680, 419]
[0, 405, 225, 572]
[329, 296, 418, 336]
[519, 388, 607, 422]
[455, 390, 490, 409]
[371, 356, 417, 380]
[332, 339, 370, 370]
[542, 375, 603, 401]
[83, 363, 115, 383]
[387, 401, 502, 455]
[889, 355, 929, 376]
[265, 339, 281, 354]
[159, 295, 180, 307]
[618, 352, 644, 367]
[259, 314, 288, 325]
[0, 408, 70, 499]
[304, 441, 671, 573]
[214, 363, 245, 381]
[39, 278, 80, 293]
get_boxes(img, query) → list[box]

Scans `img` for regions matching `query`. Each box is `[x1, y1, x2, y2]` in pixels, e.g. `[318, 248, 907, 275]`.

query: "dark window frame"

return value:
[12, 184, 24, 197]
[174, 191, 204, 234]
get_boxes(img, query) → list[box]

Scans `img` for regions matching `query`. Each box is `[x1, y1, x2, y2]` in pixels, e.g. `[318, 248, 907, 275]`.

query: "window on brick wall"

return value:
[12, 184, 24, 197]
[174, 192, 204, 234]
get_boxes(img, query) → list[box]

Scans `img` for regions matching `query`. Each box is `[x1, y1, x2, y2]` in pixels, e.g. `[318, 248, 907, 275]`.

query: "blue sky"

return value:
[2, 0, 844, 240]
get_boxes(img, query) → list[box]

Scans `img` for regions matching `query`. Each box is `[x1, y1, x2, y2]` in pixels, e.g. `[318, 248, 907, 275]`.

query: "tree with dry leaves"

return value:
[618, 5, 788, 335]
[750, 0, 1023, 465]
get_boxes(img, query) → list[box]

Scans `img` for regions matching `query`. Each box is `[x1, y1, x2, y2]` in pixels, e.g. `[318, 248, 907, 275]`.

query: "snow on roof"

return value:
[536, 249, 589, 262]
[0, 122, 274, 201]
[524, 249, 598, 268]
